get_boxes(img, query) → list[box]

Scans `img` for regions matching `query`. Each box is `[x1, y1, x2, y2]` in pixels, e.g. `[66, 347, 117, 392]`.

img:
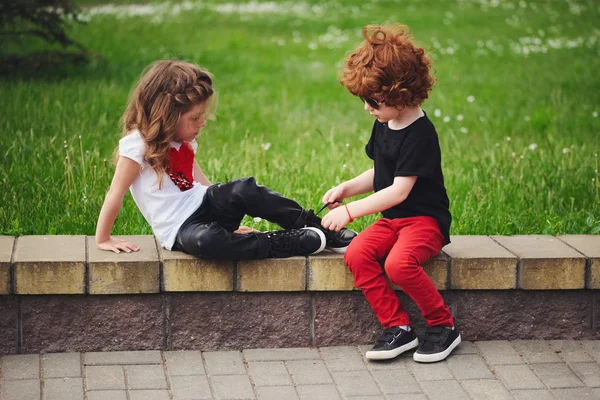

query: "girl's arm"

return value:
[321, 175, 417, 231]
[322, 168, 374, 206]
[193, 159, 211, 186]
[95, 156, 142, 253]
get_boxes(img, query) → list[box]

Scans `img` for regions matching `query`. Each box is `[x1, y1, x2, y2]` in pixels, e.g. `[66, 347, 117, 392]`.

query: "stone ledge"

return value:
[0, 234, 598, 295]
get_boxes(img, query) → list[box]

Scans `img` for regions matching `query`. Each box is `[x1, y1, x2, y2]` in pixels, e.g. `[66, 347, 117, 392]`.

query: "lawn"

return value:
[1, 0, 599, 237]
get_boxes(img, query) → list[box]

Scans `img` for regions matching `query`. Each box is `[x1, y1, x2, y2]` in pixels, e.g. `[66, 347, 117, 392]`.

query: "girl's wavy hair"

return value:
[341, 23, 436, 108]
[121, 60, 216, 188]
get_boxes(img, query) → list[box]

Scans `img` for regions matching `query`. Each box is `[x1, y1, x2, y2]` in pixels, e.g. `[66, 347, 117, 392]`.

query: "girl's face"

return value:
[363, 96, 403, 123]
[176, 102, 208, 142]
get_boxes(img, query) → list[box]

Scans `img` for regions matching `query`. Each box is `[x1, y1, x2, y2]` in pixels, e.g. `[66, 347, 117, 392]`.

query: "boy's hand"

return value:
[234, 226, 260, 234]
[321, 207, 351, 232]
[97, 237, 140, 253]
[322, 185, 346, 210]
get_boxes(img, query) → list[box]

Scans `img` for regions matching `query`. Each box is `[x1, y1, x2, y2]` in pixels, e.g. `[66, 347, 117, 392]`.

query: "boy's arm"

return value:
[321, 175, 417, 231]
[322, 168, 374, 205]
[95, 156, 142, 253]
[193, 159, 211, 186]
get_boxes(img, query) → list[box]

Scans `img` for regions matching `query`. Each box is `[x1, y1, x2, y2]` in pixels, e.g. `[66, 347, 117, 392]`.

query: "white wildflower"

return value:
[253, 217, 262, 223]
[593, 111, 598, 118]
[262, 142, 271, 151]
[528, 143, 537, 150]
[562, 148, 570, 154]
[506, 136, 511, 142]
[434, 109, 442, 118]
[467, 95, 475, 103]
[460, 127, 468, 133]
[443, 116, 451, 123]
[456, 114, 464, 121]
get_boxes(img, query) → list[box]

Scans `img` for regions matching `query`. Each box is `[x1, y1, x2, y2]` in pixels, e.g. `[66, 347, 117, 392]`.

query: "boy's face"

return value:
[363, 96, 403, 123]
[176, 102, 208, 142]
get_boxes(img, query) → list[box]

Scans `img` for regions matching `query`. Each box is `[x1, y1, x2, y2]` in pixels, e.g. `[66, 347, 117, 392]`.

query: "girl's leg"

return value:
[344, 219, 411, 328]
[205, 177, 305, 231]
[385, 216, 454, 328]
[175, 221, 271, 260]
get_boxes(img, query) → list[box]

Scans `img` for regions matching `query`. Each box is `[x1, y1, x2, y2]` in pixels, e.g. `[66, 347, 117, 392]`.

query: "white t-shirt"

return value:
[119, 130, 208, 250]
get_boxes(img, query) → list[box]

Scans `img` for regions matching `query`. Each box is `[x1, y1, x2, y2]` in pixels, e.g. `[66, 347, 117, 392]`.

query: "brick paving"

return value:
[1, 341, 600, 399]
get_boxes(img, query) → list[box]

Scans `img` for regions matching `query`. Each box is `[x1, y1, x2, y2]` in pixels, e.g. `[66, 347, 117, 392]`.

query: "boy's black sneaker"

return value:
[266, 227, 326, 258]
[365, 326, 419, 360]
[413, 325, 461, 363]
[295, 210, 357, 254]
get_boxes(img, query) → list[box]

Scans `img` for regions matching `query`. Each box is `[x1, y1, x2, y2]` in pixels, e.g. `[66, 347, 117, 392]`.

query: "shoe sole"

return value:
[412, 333, 462, 363]
[326, 245, 348, 254]
[302, 227, 326, 255]
[365, 337, 419, 361]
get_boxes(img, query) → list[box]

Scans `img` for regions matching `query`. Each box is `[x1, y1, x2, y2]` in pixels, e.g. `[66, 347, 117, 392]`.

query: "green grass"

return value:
[1, 0, 599, 237]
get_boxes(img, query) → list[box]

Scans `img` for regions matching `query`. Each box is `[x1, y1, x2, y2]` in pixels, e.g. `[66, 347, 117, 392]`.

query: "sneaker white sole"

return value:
[413, 333, 462, 363]
[365, 337, 419, 360]
[302, 227, 326, 255]
[326, 245, 348, 254]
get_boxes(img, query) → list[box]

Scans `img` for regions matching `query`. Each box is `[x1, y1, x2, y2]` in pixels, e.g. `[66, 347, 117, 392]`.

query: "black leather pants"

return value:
[174, 177, 305, 259]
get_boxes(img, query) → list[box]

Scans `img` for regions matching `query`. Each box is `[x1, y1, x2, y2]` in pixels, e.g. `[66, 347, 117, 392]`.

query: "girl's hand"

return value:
[321, 206, 351, 232]
[322, 185, 346, 210]
[234, 226, 260, 234]
[97, 238, 140, 253]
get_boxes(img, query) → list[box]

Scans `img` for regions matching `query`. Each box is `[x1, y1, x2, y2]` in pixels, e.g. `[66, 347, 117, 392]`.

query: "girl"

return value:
[320, 24, 461, 363]
[96, 60, 356, 259]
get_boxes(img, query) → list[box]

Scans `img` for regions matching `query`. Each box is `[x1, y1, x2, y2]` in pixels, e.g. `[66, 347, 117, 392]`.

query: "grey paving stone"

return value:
[493, 364, 545, 390]
[346, 397, 385, 400]
[85, 365, 126, 390]
[1, 379, 40, 400]
[247, 361, 292, 386]
[43, 353, 82, 378]
[475, 340, 524, 365]
[286, 360, 333, 385]
[408, 360, 454, 381]
[384, 394, 428, 400]
[331, 370, 381, 397]
[452, 340, 479, 355]
[319, 346, 366, 372]
[296, 384, 342, 400]
[45, 377, 84, 400]
[445, 354, 494, 380]
[204, 351, 246, 375]
[165, 351, 206, 376]
[256, 386, 299, 400]
[511, 340, 563, 363]
[84, 351, 162, 365]
[126, 365, 168, 390]
[243, 347, 320, 361]
[570, 362, 600, 387]
[511, 390, 555, 400]
[129, 390, 171, 400]
[552, 387, 599, 400]
[581, 340, 600, 363]
[530, 363, 584, 389]
[420, 379, 470, 400]
[593, 388, 600, 398]
[371, 369, 421, 394]
[2, 354, 40, 380]
[171, 375, 212, 400]
[87, 391, 128, 400]
[549, 340, 595, 362]
[461, 379, 512, 400]
[210, 375, 255, 400]
[364, 355, 412, 371]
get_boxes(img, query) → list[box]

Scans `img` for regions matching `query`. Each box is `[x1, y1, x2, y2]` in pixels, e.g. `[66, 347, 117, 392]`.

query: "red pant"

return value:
[344, 216, 454, 328]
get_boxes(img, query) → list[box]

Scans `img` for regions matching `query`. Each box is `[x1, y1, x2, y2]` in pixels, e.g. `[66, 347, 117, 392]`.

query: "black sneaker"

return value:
[295, 209, 357, 254]
[365, 326, 419, 360]
[413, 326, 461, 363]
[265, 227, 326, 258]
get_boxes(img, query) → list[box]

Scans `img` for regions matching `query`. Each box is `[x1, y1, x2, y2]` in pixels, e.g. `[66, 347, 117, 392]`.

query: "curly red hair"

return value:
[341, 23, 436, 108]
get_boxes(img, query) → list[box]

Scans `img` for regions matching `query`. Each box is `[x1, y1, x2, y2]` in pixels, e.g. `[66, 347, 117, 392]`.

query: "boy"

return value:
[320, 23, 460, 362]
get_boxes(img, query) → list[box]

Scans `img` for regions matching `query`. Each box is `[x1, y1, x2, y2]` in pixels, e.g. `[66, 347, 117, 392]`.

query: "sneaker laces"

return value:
[266, 230, 301, 254]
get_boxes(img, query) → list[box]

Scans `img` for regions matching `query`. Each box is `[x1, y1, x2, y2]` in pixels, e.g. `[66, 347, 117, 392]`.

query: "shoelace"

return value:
[266, 230, 301, 254]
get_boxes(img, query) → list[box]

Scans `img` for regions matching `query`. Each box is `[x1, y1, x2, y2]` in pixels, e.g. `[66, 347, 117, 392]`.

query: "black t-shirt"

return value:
[365, 113, 451, 244]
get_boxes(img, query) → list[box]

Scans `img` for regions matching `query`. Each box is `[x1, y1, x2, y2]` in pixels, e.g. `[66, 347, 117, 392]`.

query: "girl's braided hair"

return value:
[121, 60, 216, 188]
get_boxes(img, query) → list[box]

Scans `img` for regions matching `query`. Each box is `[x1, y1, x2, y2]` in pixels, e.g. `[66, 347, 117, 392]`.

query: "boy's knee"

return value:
[344, 239, 373, 268]
[384, 254, 419, 284]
